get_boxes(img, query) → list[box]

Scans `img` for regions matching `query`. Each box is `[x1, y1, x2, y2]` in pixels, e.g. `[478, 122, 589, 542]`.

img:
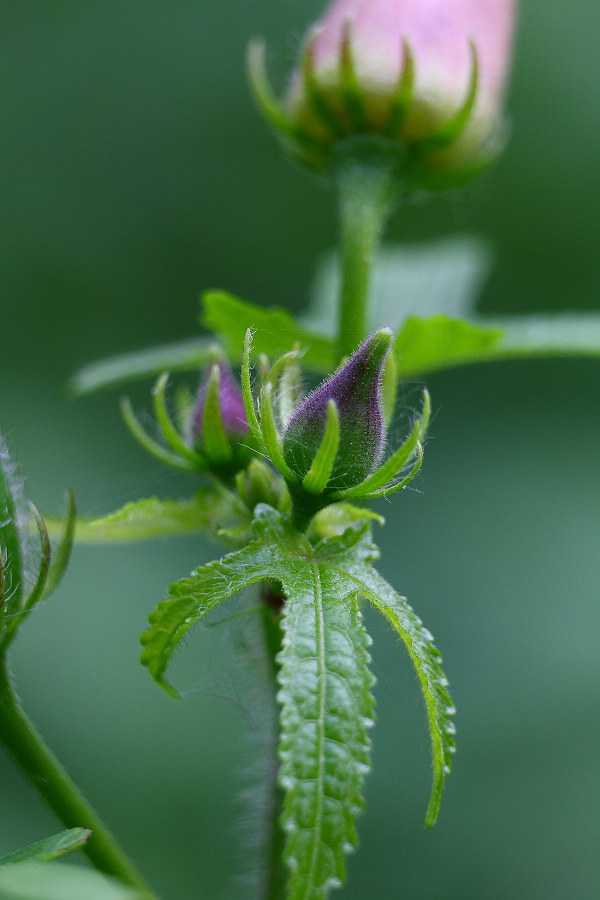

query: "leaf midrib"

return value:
[303, 556, 326, 900]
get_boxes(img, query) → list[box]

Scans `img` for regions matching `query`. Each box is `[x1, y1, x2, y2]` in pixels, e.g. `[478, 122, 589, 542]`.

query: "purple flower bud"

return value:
[283, 329, 392, 490]
[191, 360, 248, 446]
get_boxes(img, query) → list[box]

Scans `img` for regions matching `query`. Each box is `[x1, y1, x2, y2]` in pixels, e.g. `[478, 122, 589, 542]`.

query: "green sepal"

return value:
[302, 399, 340, 494]
[151, 372, 199, 463]
[246, 40, 330, 171]
[384, 39, 415, 137]
[411, 40, 479, 158]
[119, 397, 198, 472]
[241, 330, 264, 444]
[355, 443, 424, 500]
[0, 828, 91, 866]
[202, 364, 234, 462]
[338, 21, 368, 131]
[259, 383, 299, 484]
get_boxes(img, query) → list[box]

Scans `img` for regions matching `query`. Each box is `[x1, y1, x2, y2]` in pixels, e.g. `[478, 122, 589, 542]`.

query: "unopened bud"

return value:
[250, 0, 516, 183]
[283, 329, 392, 491]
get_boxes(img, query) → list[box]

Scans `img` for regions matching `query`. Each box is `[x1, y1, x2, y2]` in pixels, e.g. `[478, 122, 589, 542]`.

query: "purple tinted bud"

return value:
[191, 360, 248, 444]
[283, 329, 392, 490]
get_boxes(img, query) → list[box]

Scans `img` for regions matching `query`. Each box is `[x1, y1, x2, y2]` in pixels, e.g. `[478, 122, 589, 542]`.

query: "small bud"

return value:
[191, 359, 248, 453]
[250, 0, 516, 184]
[283, 329, 392, 491]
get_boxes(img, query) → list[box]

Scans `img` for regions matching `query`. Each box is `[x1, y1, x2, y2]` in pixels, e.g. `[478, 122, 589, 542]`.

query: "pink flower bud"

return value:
[253, 0, 516, 181]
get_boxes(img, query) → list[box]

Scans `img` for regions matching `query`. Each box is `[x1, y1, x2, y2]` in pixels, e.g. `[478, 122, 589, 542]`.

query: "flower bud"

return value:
[250, 0, 516, 183]
[283, 328, 392, 491]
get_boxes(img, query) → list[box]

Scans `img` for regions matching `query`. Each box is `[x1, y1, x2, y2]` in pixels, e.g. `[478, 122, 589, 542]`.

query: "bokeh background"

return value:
[1, 2, 599, 898]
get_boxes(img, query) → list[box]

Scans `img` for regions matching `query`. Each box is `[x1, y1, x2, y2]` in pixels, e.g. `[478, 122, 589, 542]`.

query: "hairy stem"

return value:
[259, 587, 288, 900]
[334, 137, 405, 358]
[0, 655, 154, 896]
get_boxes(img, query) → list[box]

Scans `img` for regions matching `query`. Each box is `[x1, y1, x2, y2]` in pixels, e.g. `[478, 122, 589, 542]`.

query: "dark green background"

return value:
[1, 2, 599, 898]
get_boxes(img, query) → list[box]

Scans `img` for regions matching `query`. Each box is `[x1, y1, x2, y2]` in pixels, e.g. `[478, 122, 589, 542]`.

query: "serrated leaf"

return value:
[0, 828, 90, 866]
[141, 505, 449, 895]
[139, 510, 289, 696]
[44, 491, 249, 546]
[201, 291, 336, 373]
[277, 567, 374, 899]
[342, 562, 456, 826]
[0, 860, 149, 899]
[70, 337, 215, 395]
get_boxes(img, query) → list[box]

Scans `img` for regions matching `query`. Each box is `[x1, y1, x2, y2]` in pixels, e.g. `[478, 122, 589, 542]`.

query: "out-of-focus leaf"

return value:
[0, 829, 90, 866]
[45, 491, 249, 546]
[395, 315, 503, 375]
[201, 290, 336, 373]
[491, 313, 600, 360]
[0, 860, 149, 899]
[0, 432, 28, 637]
[306, 237, 493, 336]
[70, 338, 214, 395]
[141, 504, 451, 894]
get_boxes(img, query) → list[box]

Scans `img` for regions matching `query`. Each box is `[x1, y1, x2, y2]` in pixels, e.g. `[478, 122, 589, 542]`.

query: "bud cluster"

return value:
[242, 327, 429, 524]
[120, 351, 252, 477]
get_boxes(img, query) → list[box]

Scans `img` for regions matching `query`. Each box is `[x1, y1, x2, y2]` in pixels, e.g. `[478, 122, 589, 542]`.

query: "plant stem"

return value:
[0, 655, 154, 896]
[334, 137, 405, 358]
[259, 588, 288, 900]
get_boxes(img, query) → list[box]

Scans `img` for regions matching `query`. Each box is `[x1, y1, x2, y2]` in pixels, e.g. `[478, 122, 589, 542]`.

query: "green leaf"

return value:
[44, 491, 249, 546]
[0, 860, 150, 899]
[490, 312, 600, 361]
[141, 505, 449, 894]
[345, 562, 456, 826]
[395, 315, 503, 376]
[0, 432, 28, 635]
[141, 507, 376, 895]
[276, 558, 374, 899]
[396, 312, 600, 377]
[310, 503, 384, 540]
[42, 490, 76, 601]
[70, 337, 215, 396]
[201, 291, 336, 373]
[0, 829, 90, 866]
[139, 509, 289, 696]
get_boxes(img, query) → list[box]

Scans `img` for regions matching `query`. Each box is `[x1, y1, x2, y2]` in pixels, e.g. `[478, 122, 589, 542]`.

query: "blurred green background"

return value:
[1, 1, 599, 898]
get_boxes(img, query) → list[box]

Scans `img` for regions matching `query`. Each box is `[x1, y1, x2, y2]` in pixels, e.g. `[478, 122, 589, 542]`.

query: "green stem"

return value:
[259, 589, 288, 900]
[0, 655, 154, 897]
[334, 137, 405, 358]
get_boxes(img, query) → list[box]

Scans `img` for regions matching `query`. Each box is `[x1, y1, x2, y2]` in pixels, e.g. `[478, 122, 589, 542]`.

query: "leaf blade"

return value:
[345, 563, 455, 826]
[277, 573, 374, 899]
[0, 829, 91, 866]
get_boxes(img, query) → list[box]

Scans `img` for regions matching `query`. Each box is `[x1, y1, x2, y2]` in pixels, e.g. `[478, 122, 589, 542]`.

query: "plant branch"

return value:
[334, 137, 405, 358]
[0, 655, 154, 897]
